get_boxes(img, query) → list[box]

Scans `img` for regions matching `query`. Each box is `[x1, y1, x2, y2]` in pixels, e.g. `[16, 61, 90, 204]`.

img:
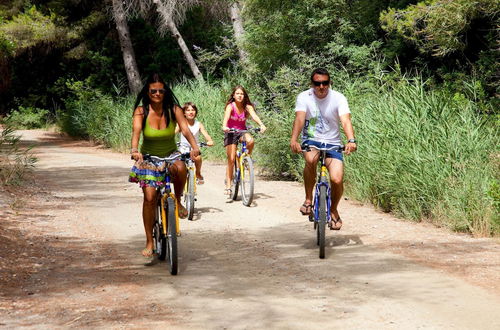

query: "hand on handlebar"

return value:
[290, 140, 302, 154]
[131, 151, 143, 162]
[190, 148, 200, 160]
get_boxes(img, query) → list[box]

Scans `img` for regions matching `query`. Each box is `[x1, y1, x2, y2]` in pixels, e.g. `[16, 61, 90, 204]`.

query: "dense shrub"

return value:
[4, 106, 49, 129]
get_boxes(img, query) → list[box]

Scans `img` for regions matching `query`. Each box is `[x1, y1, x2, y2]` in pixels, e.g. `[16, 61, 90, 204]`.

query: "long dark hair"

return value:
[225, 85, 253, 116]
[133, 73, 179, 128]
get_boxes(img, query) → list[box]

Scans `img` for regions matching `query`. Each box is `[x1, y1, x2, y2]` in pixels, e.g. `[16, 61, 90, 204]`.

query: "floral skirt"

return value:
[129, 157, 168, 188]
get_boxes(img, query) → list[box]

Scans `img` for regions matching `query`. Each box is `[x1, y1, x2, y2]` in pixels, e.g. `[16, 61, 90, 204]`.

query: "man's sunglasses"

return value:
[149, 88, 166, 94]
[312, 80, 330, 87]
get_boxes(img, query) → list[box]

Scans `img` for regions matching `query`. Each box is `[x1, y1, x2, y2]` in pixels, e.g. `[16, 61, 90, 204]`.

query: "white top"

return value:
[295, 88, 350, 145]
[179, 120, 200, 152]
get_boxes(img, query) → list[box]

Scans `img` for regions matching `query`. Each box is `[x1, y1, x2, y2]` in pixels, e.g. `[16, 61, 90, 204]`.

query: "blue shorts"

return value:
[303, 140, 343, 161]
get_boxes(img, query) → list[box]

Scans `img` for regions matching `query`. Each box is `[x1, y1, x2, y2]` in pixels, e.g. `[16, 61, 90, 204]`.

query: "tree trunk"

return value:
[229, 1, 248, 63]
[112, 0, 142, 94]
[153, 0, 203, 80]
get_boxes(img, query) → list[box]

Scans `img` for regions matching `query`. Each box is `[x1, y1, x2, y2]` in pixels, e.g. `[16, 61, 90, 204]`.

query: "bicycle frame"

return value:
[313, 152, 332, 224]
[158, 174, 179, 236]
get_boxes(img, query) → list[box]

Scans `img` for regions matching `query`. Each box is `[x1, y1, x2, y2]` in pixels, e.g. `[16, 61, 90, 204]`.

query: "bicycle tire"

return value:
[154, 197, 167, 260]
[241, 156, 254, 206]
[166, 197, 178, 275]
[185, 167, 195, 220]
[318, 185, 327, 259]
[231, 159, 240, 200]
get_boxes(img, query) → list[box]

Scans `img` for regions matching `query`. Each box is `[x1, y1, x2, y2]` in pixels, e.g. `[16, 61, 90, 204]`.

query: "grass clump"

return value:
[0, 126, 37, 185]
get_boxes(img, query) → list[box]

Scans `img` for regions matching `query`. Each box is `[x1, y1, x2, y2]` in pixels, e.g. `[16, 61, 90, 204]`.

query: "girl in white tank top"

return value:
[175, 102, 214, 184]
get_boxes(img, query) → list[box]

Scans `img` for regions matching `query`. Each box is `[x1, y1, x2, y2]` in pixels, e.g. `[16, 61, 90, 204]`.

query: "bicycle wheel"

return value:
[154, 196, 167, 260]
[184, 167, 195, 220]
[241, 156, 254, 206]
[318, 185, 327, 259]
[166, 197, 178, 275]
[231, 159, 240, 200]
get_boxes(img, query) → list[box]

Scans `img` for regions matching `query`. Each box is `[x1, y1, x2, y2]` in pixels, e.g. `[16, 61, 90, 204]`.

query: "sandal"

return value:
[224, 188, 232, 196]
[300, 203, 312, 216]
[141, 248, 154, 258]
[197, 177, 205, 185]
[330, 217, 342, 230]
[178, 205, 188, 219]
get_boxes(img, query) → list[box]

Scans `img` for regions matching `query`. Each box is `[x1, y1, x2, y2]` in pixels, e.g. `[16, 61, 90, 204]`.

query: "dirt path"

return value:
[1, 129, 499, 329]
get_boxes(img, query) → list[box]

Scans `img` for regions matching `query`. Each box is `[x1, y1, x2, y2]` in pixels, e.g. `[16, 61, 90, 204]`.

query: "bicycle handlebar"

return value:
[227, 127, 261, 134]
[301, 143, 345, 152]
[143, 152, 190, 163]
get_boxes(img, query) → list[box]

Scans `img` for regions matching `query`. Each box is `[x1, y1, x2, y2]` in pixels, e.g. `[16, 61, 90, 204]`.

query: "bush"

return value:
[5, 106, 49, 129]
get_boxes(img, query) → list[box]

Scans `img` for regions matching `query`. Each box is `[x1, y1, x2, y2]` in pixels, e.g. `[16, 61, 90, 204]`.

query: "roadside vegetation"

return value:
[1, 0, 498, 235]
[0, 126, 37, 185]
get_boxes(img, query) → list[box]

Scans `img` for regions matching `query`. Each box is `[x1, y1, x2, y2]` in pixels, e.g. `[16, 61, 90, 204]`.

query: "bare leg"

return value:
[326, 158, 344, 227]
[194, 155, 203, 181]
[170, 160, 187, 217]
[301, 150, 319, 213]
[225, 144, 237, 190]
[142, 186, 157, 255]
[244, 133, 255, 155]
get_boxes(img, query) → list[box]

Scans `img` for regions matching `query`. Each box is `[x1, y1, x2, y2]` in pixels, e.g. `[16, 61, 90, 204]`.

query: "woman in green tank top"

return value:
[129, 73, 200, 258]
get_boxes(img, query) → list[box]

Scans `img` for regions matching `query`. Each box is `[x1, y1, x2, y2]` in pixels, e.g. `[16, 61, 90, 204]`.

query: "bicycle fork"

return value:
[314, 165, 331, 223]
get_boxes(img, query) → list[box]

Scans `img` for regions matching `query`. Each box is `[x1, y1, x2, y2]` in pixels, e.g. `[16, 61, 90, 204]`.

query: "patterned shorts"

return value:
[128, 156, 168, 188]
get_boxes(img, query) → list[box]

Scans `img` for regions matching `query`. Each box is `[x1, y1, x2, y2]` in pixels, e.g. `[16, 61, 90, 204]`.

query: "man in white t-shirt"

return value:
[290, 68, 357, 230]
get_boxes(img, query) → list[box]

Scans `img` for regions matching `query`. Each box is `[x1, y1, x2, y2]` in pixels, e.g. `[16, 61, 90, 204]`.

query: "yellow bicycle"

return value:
[228, 128, 260, 206]
[183, 142, 207, 220]
[146, 153, 188, 275]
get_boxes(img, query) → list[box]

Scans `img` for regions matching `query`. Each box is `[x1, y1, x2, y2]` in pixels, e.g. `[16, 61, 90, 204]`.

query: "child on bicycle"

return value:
[222, 85, 266, 196]
[175, 102, 214, 184]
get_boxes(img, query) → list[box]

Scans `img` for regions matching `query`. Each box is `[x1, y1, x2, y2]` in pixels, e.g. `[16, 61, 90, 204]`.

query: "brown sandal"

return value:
[300, 203, 312, 215]
[330, 217, 342, 230]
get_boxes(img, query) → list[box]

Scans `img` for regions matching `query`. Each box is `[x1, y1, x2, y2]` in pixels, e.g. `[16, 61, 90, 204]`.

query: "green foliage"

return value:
[4, 105, 49, 128]
[0, 5, 62, 54]
[0, 125, 36, 185]
[380, 0, 500, 56]
[59, 79, 133, 151]
[243, 0, 380, 75]
[344, 78, 499, 236]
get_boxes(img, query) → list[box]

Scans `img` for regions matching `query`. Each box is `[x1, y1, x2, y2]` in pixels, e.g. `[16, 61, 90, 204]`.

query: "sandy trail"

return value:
[1, 129, 499, 329]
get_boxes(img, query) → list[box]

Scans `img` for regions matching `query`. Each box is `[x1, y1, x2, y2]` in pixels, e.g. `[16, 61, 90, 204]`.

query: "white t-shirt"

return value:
[179, 120, 200, 153]
[295, 88, 350, 145]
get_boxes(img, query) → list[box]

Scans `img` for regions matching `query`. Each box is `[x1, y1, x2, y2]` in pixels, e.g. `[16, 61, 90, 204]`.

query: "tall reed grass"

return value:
[344, 79, 499, 236]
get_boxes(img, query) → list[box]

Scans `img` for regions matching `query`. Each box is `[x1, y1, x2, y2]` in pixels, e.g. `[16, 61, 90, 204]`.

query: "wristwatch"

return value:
[347, 139, 357, 143]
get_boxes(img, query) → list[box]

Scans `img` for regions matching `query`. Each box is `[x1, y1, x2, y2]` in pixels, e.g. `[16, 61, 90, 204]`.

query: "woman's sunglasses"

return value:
[312, 80, 330, 87]
[149, 88, 166, 95]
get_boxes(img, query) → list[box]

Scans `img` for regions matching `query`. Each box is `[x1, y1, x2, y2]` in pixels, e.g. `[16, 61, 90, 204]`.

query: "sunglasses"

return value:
[312, 80, 330, 87]
[149, 88, 166, 95]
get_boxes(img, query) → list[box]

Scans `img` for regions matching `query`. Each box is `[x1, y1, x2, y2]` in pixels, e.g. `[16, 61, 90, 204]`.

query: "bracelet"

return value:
[130, 148, 139, 154]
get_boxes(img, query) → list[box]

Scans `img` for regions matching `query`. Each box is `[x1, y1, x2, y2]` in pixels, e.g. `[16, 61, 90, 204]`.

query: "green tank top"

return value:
[140, 116, 176, 157]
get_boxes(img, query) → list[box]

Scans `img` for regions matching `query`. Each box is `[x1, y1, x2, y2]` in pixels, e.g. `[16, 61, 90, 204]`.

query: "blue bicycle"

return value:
[302, 143, 345, 259]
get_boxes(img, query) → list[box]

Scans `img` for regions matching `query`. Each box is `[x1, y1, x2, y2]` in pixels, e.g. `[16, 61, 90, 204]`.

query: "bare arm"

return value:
[131, 107, 144, 161]
[222, 104, 232, 132]
[290, 111, 306, 153]
[246, 105, 266, 133]
[340, 113, 357, 155]
[199, 122, 214, 146]
[175, 106, 200, 158]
